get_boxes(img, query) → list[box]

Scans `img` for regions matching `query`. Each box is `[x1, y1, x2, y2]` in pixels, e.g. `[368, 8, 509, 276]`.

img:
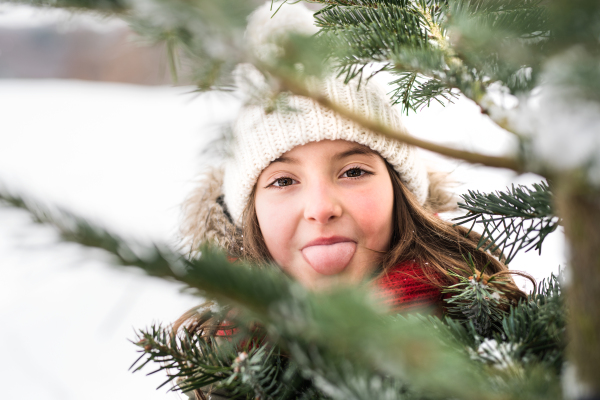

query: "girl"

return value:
[176, 2, 527, 398]
[180, 2, 526, 314]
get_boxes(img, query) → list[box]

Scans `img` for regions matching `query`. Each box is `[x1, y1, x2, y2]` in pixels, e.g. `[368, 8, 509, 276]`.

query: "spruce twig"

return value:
[132, 325, 237, 392]
[443, 255, 510, 337]
[453, 182, 559, 265]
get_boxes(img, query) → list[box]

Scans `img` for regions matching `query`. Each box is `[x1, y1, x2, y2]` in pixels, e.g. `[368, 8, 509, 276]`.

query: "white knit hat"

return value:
[222, 2, 429, 225]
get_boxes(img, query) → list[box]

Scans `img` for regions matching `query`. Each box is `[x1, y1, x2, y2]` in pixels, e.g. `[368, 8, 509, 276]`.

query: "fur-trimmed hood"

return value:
[180, 168, 242, 257]
[180, 167, 458, 256]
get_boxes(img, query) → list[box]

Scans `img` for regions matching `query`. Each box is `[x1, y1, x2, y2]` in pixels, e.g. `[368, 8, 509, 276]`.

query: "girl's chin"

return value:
[301, 242, 357, 275]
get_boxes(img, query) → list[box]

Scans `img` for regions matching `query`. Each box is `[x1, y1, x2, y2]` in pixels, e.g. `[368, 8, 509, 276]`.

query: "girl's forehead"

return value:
[273, 140, 378, 164]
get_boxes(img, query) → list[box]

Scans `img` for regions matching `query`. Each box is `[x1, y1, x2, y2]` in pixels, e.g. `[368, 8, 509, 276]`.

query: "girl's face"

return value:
[255, 140, 394, 289]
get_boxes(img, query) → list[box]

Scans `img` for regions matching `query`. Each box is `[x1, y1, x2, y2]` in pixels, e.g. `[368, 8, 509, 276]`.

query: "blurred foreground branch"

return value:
[273, 68, 523, 172]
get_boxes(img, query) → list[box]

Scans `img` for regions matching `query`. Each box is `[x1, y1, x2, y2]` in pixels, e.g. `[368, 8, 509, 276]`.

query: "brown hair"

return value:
[240, 161, 530, 304]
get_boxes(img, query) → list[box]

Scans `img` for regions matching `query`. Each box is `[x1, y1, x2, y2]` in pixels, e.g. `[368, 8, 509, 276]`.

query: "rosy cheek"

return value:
[255, 194, 299, 267]
[347, 185, 393, 250]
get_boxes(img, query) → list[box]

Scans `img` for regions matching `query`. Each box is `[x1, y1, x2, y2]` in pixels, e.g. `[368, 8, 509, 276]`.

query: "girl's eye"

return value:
[271, 177, 296, 187]
[342, 167, 368, 178]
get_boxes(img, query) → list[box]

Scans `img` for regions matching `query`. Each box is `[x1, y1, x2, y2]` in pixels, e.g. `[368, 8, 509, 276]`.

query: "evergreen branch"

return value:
[313, 0, 474, 112]
[270, 67, 522, 171]
[456, 272, 565, 398]
[453, 182, 559, 264]
[311, 0, 544, 135]
[407, 287, 565, 399]
[306, 0, 410, 8]
[314, 2, 431, 83]
[419, 1, 461, 69]
[440, 272, 565, 395]
[0, 188, 293, 313]
[445, 0, 549, 92]
[443, 255, 510, 337]
[0, 188, 494, 400]
[495, 273, 565, 370]
[389, 71, 459, 113]
[223, 347, 289, 400]
[133, 325, 298, 398]
[0, 189, 567, 399]
[132, 324, 237, 392]
[297, 352, 410, 400]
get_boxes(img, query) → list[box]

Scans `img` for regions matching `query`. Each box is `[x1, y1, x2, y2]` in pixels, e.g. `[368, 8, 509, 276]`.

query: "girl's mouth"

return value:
[301, 237, 357, 275]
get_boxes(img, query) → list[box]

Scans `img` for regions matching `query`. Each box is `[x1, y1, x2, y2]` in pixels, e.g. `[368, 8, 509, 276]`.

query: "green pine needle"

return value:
[454, 182, 559, 265]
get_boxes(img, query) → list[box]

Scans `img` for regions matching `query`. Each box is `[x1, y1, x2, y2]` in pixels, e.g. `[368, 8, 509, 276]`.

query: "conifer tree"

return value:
[1, 0, 599, 398]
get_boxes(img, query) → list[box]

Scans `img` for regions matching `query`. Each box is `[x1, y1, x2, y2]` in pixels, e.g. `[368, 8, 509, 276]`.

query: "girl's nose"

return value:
[303, 181, 343, 224]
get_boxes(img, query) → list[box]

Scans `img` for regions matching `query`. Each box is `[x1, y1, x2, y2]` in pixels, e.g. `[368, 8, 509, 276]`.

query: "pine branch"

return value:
[307, 0, 406, 8]
[315, 4, 430, 61]
[446, 0, 549, 92]
[310, 0, 547, 134]
[437, 272, 565, 398]
[388, 71, 459, 113]
[499, 273, 565, 371]
[132, 324, 238, 392]
[0, 188, 493, 400]
[456, 274, 565, 399]
[130, 268, 565, 400]
[297, 353, 410, 400]
[313, 1, 460, 112]
[453, 181, 559, 264]
[443, 255, 510, 337]
[270, 66, 523, 171]
[1, 187, 567, 399]
[0, 188, 293, 313]
[223, 347, 289, 400]
[133, 324, 302, 398]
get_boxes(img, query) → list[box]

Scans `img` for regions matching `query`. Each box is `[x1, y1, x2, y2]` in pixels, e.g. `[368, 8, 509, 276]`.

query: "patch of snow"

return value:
[0, 79, 240, 400]
[475, 338, 519, 370]
[516, 85, 600, 183]
[495, 48, 600, 184]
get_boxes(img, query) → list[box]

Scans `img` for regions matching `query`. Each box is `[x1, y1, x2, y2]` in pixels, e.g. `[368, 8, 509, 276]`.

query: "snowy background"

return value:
[0, 5, 564, 400]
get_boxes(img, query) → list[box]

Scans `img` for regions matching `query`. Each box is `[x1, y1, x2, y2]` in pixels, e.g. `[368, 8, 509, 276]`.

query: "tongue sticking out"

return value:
[301, 242, 357, 275]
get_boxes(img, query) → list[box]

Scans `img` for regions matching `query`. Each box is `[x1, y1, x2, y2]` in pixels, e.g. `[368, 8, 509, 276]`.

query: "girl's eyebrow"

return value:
[333, 146, 377, 161]
[272, 155, 300, 164]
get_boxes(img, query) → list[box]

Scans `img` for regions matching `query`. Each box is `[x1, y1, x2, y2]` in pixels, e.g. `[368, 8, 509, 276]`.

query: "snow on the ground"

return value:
[0, 79, 564, 400]
[0, 80, 239, 400]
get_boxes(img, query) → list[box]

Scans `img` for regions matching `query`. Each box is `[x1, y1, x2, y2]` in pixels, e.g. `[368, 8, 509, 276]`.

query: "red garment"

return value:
[217, 261, 445, 337]
[375, 261, 445, 315]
